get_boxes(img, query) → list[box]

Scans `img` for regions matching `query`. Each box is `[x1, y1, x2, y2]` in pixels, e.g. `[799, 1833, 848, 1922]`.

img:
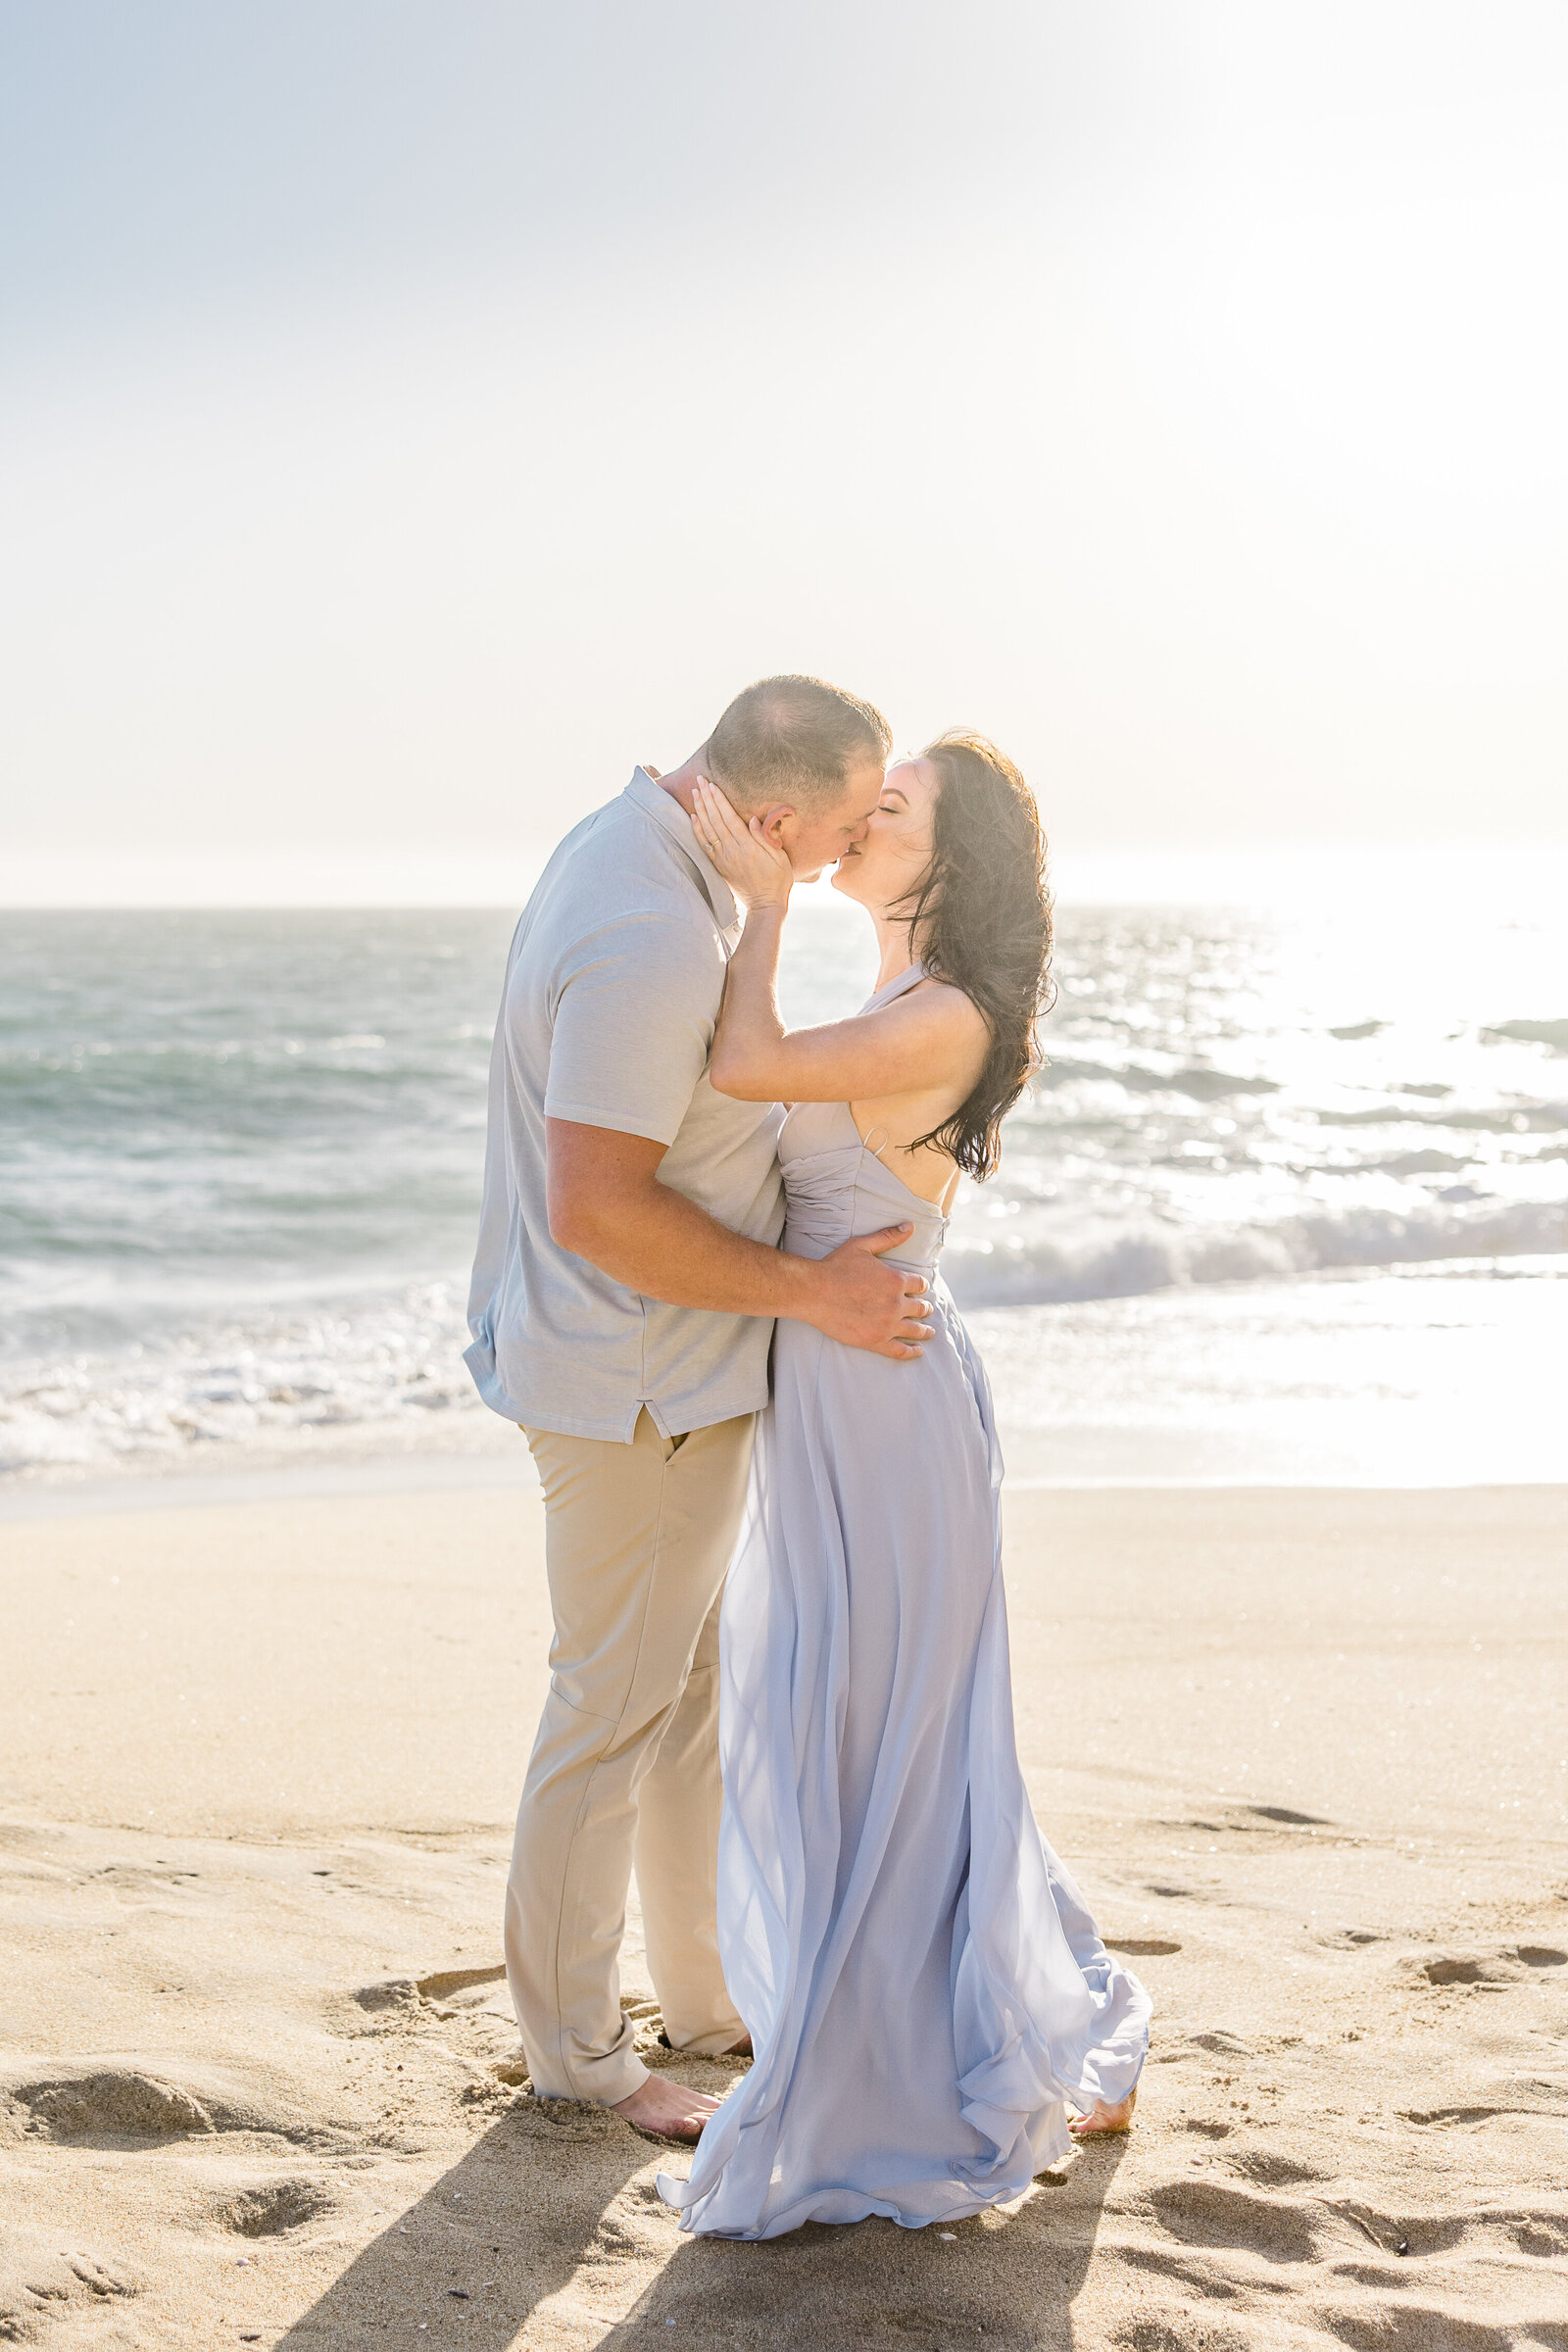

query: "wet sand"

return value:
[3, 1480, 1566, 2350]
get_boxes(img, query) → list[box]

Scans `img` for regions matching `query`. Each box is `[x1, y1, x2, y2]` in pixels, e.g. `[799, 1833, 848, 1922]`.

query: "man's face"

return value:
[757, 757, 888, 882]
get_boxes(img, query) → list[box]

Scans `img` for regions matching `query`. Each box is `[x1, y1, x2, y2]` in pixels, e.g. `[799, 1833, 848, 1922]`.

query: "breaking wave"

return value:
[944, 1196, 1568, 1310]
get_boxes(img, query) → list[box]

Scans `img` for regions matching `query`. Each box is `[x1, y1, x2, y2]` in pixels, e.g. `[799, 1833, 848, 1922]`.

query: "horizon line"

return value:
[5, 836, 1567, 916]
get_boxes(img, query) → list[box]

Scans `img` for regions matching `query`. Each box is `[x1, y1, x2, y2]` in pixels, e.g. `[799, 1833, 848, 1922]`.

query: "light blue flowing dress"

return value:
[659, 968, 1151, 2238]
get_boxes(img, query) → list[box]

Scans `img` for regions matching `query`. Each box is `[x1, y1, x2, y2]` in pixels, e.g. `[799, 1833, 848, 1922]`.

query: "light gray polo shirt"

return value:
[465, 768, 786, 1442]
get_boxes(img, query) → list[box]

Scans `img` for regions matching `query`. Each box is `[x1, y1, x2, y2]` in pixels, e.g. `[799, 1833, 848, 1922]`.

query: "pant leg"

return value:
[633, 1576, 734, 2053]
[506, 1406, 755, 2102]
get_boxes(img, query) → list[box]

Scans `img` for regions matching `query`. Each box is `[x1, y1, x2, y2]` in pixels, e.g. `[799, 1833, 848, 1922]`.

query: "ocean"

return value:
[3, 885, 1565, 1489]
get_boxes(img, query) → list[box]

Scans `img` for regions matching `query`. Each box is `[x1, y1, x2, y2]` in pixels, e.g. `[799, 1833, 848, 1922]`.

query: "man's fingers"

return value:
[697, 777, 747, 841]
[902, 1275, 928, 1296]
[859, 1222, 914, 1256]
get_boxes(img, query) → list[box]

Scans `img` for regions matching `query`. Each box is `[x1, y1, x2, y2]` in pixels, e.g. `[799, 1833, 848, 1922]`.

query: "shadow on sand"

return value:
[276, 2092, 1128, 2351]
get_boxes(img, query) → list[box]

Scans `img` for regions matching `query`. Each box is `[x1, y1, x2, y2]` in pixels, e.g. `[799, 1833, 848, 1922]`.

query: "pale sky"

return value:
[3, 2, 1566, 905]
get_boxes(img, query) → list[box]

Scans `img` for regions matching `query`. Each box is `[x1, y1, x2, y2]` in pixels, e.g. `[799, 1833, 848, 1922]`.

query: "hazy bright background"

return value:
[4, 6, 1565, 1494]
[4, 0, 1566, 906]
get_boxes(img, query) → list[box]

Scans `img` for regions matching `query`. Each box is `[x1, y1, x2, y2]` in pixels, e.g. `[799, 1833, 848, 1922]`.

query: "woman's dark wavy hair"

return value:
[897, 730, 1054, 1181]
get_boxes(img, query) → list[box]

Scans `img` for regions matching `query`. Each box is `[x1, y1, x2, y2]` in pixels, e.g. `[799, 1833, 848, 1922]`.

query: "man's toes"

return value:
[664, 2102, 717, 2137]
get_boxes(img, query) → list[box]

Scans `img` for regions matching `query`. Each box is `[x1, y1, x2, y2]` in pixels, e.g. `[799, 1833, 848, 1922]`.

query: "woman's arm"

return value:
[709, 898, 793, 1096]
[693, 778, 989, 1104]
[713, 937, 986, 1102]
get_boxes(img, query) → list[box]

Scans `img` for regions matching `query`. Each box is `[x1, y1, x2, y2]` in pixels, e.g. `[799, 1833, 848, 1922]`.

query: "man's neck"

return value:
[650, 748, 708, 817]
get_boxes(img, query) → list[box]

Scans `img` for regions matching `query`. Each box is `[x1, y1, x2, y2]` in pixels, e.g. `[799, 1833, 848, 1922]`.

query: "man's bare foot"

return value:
[611, 2074, 723, 2141]
[1069, 2087, 1137, 2136]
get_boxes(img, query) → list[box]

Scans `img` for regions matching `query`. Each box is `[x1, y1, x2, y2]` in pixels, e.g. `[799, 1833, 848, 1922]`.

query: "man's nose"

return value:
[848, 816, 871, 844]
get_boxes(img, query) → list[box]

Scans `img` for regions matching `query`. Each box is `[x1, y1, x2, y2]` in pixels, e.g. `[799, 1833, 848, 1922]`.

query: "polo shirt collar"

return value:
[624, 767, 739, 932]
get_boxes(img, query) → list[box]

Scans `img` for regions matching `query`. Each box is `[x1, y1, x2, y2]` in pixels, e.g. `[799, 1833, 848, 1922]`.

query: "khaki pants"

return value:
[507, 1406, 755, 2103]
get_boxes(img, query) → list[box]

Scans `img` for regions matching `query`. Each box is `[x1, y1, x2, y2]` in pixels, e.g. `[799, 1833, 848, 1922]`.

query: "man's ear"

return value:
[756, 804, 797, 850]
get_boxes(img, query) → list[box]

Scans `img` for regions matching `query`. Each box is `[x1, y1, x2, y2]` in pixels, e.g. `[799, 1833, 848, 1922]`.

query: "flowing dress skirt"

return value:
[658, 1284, 1151, 2238]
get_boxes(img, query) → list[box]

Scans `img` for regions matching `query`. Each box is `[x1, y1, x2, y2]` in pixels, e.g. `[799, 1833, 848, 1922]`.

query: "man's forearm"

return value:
[545, 1117, 923, 1358]
[567, 1175, 819, 1319]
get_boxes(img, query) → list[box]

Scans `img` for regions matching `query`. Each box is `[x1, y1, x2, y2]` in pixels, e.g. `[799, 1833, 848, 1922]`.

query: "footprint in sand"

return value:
[1327, 2200, 1471, 2259]
[1187, 2031, 1255, 2058]
[1146, 2176, 1320, 2265]
[1318, 2305, 1518, 2350]
[217, 2180, 335, 2237]
[1399, 2100, 1568, 2128]
[1405, 1944, 1566, 1988]
[1510, 2216, 1568, 2257]
[353, 1978, 423, 2016]
[415, 1965, 508, 2010]
[1228, 2149, 1327, 2188]
[0, 2235, 137, 2340]
[84, 1860, 206, 1896]
[7, 2069, 214, 2144]
[354, 1964, 508, 2018]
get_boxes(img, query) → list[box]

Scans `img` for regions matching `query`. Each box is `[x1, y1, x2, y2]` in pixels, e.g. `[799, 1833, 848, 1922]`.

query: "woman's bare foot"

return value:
[1069, 2087, 1138, 2137]
[611, 2075, 723, 2140]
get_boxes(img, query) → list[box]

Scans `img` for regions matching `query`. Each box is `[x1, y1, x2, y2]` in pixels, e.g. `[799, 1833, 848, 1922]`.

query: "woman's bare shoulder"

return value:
[897, 976, 991, 1039]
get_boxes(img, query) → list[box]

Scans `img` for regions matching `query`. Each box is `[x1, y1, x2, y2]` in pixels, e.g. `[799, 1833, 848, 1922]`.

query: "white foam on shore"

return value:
[4, 1261, 1563, 1508]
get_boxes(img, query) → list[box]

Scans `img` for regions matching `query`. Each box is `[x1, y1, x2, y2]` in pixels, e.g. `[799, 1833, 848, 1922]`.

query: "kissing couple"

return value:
[466, 675, 1150, 2239]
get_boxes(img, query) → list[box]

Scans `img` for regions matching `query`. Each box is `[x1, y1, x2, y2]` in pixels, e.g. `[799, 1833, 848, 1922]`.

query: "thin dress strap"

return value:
[861, 961, 928, 1014]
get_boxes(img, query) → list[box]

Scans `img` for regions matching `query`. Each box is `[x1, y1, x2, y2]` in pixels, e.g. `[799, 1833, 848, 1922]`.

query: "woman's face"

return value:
[831, 757, 941, 910]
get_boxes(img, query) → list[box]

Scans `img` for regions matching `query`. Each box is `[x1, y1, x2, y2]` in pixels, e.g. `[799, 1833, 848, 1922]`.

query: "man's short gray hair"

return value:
[707, 675, 892, 813]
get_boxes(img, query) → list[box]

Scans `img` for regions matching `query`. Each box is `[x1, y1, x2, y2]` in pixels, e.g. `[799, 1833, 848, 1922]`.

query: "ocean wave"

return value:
[5, 1199, 1566, 1475]
[1481, 1018, 1568, 1053]
[0, 1287, 480, 1474]
[944, 1197, 1568, 1308]
[1312, 1102, 1568, 1131]
[1038, 1055, 1281, 1099]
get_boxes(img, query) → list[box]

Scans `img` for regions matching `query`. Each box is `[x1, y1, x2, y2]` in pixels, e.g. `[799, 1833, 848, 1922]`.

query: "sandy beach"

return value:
[3, 1475, 1566, 2350]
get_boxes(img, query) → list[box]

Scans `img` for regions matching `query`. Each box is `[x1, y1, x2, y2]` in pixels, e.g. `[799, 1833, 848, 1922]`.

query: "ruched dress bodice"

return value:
[777, 1096, 949, 1277]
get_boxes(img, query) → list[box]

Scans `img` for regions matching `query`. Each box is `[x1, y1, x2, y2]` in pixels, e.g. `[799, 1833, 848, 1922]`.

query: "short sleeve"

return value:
[540, 913, 718, 1149]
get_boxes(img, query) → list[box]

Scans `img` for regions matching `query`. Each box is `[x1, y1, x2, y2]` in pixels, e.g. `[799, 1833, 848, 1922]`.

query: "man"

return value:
[466, 675, 934, 2137]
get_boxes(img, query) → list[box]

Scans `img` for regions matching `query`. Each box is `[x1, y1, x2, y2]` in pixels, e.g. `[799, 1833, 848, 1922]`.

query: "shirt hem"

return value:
[505, 1387, 769, 1446]
[465, 1336, 771, 1445]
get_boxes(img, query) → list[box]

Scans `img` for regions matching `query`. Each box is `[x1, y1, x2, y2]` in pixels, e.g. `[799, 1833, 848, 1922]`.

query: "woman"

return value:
[658, 734, 1150, 2239]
